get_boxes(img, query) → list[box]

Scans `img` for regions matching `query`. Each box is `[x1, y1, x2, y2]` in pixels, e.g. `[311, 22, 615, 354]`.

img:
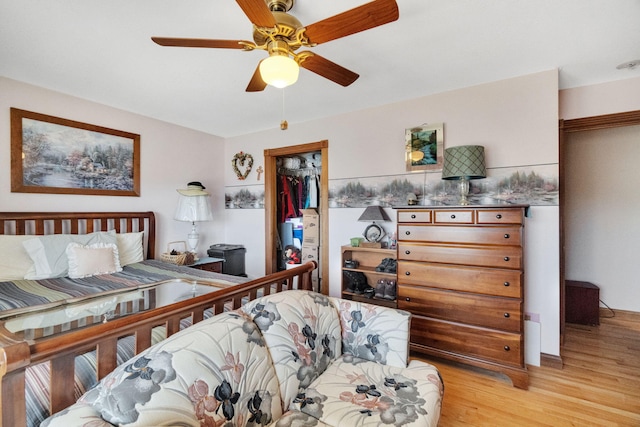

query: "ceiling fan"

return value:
[151, 0, 399, 92]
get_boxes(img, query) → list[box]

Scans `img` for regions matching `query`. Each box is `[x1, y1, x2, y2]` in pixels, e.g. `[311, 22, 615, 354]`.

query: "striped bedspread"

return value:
[0, 259, 245, 315]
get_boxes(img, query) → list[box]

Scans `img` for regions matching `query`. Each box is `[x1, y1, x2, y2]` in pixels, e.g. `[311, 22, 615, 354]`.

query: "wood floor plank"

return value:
[413, 309, 640, 426]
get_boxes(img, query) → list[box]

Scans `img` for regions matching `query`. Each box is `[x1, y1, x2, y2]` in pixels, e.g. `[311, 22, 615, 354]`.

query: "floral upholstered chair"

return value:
[43, 290, 443, 427]
[242, 291, 443, 427]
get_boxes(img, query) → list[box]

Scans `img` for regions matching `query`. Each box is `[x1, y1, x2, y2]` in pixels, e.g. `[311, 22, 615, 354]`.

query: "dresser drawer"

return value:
[434, 210, 474, 224]
[398, 285, 522, 332]
[398, 225, 521, 246]
[398, 243, 522, 269]
[397, 210, 432, 223]
[397, 261, 522, 298]
[408, 316, 524, 367]
[477, 209, 524, 225]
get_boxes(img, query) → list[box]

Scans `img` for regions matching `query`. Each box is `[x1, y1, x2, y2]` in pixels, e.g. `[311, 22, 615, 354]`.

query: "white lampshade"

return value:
[174, 194, 213, 253]
[174, 195, 213, 222]
[259, 55, 299, 88]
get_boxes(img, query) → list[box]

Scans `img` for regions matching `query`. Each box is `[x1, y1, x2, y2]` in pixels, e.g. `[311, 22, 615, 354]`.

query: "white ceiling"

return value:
[1, 0, 639, 137]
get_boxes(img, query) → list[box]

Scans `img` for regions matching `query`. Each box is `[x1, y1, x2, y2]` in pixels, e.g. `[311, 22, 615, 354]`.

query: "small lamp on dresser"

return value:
[174, 181, 214, 253]
[358, 205, 391, 247]
[442, 145, 486, 205]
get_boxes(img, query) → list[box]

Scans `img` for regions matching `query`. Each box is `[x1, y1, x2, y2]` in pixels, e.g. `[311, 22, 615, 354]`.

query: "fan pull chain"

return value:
[280, 89, 288, 130]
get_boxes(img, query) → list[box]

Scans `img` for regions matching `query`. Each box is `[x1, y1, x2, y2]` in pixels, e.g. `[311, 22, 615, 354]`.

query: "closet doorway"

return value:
[559, 110, 640, 347]
[264, 140, 329, 294]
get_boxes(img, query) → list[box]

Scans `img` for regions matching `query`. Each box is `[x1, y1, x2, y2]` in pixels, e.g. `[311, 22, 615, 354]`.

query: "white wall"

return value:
[226, 70, 561, 358]
[0, 77, 226, 258]
[560, 76, 640, 120]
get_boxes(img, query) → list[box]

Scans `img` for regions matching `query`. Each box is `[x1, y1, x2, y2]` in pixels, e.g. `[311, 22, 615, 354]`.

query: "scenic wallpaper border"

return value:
[225, 164, 558, 209]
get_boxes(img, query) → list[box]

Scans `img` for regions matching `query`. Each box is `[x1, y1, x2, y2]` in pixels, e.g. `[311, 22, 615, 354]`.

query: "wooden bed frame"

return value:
[0, 212, 316, 427]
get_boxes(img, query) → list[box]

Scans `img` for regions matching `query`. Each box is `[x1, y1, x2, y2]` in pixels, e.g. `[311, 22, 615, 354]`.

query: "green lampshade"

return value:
[442, 145, 486, 180]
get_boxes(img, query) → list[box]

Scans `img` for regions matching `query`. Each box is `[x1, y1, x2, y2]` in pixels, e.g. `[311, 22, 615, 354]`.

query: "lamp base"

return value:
[187, 222, 199, 253]
[457, 177, 470, 205]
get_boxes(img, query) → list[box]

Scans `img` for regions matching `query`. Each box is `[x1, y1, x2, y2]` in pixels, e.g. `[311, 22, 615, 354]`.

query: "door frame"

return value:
[264, 140, 329, 294]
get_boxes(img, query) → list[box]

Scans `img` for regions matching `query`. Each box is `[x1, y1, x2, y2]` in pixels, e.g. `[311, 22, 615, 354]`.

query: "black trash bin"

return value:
[207, 244, 247, 277]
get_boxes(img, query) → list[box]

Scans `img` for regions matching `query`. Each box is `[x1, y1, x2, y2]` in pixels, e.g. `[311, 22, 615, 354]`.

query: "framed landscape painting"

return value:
[405, 123, 444, 172]
[10, 108, 140, 196]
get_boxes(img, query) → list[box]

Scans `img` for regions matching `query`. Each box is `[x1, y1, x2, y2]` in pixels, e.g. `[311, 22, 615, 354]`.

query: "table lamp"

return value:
[174, 182, 213, 253]
[441, 145, 486, 205]
[358, 205, 391, 243]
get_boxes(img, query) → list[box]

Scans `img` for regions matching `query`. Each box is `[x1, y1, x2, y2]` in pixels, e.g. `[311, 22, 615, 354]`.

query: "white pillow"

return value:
[0, 235, 35, 281]
[115, 232, 144, 266]
[66, 242, 122, 279]
[23, 230, 117, 280]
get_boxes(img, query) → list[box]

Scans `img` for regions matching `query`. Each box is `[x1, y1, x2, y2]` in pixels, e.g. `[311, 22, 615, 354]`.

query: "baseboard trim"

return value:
[540, 353, 563, 369]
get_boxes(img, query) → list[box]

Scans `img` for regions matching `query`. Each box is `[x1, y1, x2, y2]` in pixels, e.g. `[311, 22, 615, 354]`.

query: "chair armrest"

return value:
[329, 297, 411, 368]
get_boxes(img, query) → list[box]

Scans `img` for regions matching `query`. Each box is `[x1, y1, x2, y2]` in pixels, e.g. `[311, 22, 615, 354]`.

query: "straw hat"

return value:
[177, 181, 209, 196]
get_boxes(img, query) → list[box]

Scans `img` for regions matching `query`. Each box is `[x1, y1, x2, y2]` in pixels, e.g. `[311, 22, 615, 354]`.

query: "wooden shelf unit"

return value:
[341, 245, 397, 308]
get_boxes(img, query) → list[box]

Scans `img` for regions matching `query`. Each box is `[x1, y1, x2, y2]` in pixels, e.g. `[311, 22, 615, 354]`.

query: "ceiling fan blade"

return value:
[304, 0, 399, 45]
[246, 61, 267, 92]
[236, 0, 277, 27]
[152, 37, 248, 49]
[299, 53, 359, 87]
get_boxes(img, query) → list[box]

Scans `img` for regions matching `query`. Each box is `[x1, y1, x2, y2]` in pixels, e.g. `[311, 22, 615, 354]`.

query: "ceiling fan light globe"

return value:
[260, 55, 299, 88]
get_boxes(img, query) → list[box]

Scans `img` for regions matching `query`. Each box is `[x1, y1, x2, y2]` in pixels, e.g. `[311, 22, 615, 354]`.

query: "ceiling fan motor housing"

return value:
[267, 0, 294, 12]
[253, 11, 303, 49]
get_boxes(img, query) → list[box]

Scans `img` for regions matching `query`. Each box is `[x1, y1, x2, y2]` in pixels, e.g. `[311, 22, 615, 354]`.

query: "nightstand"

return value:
[188, 257, 224, 273]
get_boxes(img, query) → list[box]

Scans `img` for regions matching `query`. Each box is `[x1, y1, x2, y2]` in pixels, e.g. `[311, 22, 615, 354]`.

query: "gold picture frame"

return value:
[405, 123, 444, 172]
[11, 108, 140, 196]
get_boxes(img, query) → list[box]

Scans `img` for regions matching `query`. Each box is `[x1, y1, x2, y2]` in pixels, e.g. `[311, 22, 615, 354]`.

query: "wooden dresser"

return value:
[395, 205, 529, 389]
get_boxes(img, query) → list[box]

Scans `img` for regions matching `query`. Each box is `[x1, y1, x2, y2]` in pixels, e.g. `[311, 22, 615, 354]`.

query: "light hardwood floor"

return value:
[414, 310, 640, 426]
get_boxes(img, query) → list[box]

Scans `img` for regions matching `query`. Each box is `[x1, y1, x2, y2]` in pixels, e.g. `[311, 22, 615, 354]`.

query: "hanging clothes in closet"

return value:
[304, 172, 318, 209]
[278, 166, 320, 223]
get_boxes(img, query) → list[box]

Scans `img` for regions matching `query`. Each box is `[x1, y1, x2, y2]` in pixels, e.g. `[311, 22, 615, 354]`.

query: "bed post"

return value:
[146, 212, 156, 259]
[0, 341, 31, 427]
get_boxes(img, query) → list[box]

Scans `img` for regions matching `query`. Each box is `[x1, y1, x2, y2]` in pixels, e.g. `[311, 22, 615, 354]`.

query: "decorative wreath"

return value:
[232, 151, 254, 180]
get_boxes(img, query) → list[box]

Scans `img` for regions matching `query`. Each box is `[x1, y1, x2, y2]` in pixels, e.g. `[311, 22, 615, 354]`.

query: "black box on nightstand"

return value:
[207, 244, 246, 277]
[565, 280, 600, 325]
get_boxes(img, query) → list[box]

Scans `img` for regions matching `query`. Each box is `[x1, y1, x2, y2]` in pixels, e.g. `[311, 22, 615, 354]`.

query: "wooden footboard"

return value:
[0, 261, 316, 427]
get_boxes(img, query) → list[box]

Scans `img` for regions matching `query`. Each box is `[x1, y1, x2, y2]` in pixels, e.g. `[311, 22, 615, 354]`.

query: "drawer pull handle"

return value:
[504, 256, 510, 262]
[405, 250, 411, 255]
[450, 214, 456, 219]
[496, 214, 502, 219]
[405, 231, 411, 235]
[405, 271, 411, 276]
[504, 282, 510, 287]
[504, 233, 510, 239]
[504, 313, 510, 318]
[405, 297, 411, 302]
[504, 345, 510, 351]
[411, 214, 416, 219]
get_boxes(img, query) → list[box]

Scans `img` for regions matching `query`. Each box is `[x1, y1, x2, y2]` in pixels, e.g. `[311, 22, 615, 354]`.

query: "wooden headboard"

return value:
[0, 212, 156, 259]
